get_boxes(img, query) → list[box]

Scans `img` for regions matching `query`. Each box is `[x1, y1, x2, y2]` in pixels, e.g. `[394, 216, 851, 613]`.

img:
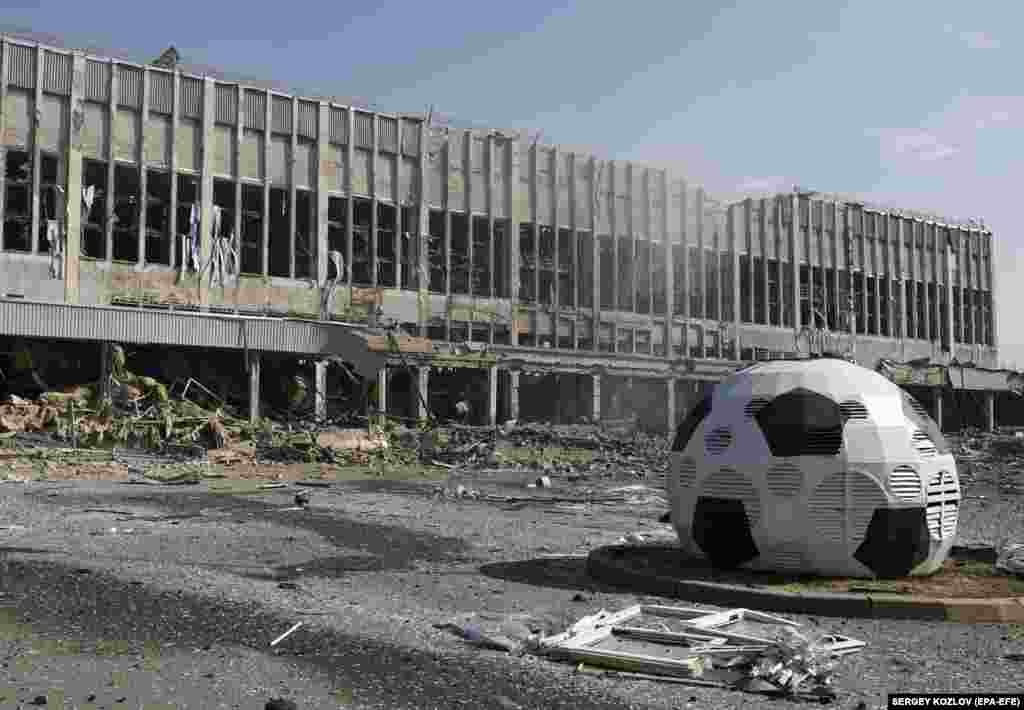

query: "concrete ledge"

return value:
[587, 545, 1024, 623]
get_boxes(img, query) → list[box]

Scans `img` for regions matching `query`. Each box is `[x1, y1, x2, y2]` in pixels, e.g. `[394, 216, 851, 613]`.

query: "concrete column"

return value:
[377, 367, 388, 416]
[666, 377, 677, 436]
[416, 366, 429, 420]
[64, 53, 85, 303]
[98, 342, 112, 403]
[487, 365, 498, 426]
[934, 389, 944, 432]
[591, 372, 602, 422]
[985, 391, 996, 432]
[314, 361, 327, 420]
[247, 352, 261, 423]
[508, 370, 520, 421]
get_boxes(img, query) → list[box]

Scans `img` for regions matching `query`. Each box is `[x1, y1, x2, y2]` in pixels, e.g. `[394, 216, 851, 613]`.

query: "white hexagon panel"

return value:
[668, 357, 960, 578]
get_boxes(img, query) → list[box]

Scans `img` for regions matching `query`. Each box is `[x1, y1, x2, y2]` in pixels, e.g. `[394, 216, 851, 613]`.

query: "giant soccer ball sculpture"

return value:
[668, 357, 960, 577]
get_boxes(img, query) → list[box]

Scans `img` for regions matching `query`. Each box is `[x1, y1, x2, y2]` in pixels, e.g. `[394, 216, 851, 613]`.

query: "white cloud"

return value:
[733, 175, 793, 197]
[878, 130, 958, 163]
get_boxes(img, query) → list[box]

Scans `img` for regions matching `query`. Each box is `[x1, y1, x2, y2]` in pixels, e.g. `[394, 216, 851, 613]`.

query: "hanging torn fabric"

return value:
[47, 220, 63, 279]
[189, 203, 201, 272]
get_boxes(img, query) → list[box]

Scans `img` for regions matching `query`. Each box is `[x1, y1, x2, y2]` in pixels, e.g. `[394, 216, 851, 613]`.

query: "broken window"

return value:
[598, 323, 614, 353]
[651, 243, 666, 315]
[427, 322, 446, 341]
[3, 150, 32, 252]
[916, 282, 926, 340]
[82, 160, 108, 259]
[472, 324, 491, 345]
[635, 240, 650, 314]
[576, 231, 593, 309]
[753, 258, 765, 324]
[952, 286, 961, 342]
[635, 329, 651, 355]
[598, 236, 614, 310]
[241, 184, 265, 275]
[558, 228, 574, 308]
[295, 190, 314, 280]
[689, 247, 702, 318]
[739, 255, 752, 322]
[400, 206, 418, 290]
[519, 223, 535, 302]
[799, 265, 811, 327]
[539, 226, 555, 305]
[450, 213, 469, 295]
[904, 280, 915, 339]
[427, 210, 445, 293]
[689, 326, 703, 358]
[352, 198, 371, 285]
[766, 259, 779, 326]
[211, 177, 236, 274]
[617, 327, 633, 354]
[112, 165, 140, 263]
[928, 283, 938, 341]
[493, 219, 507, 298]
[672, 244, 686, 316]
[721, 255, 734, 323]
[576, 320, 593, 351]
[493, 324, 510, 345]
[706, 249, 719, 321]
[267, 188, 290, 278]
[825, 271, 838, 331]
[866, 277, 877, 335]
[781, 265, 793, 328]
[471, 216, 490, 297]
[449, 321, 469, 343]
[144, 170, 171, 265]
[938, 287, 948, 346]
[879, 278, 890, 336]
[37, 154, 61, 254]
[375, 202, 396, 287]
[557, 318, 574, 350]
[617, 236, 633, 311]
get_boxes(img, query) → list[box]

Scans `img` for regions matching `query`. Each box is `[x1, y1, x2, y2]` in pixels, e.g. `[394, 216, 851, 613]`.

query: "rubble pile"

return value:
[949, 428, 1024, 494]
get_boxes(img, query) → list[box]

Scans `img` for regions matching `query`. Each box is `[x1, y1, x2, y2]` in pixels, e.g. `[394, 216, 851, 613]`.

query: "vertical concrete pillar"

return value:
[934, 390, 944, 432]
[98, 342, 112, 403]
[377, 367, 388, 416]
[666, 377, 677, 436]
[985, 391, 996, 432]
[416, 366, 430, 420]
[487, 365, 498, 426]
[314, 360, 327, 420]
[508, 370, 520, 421]
[65, 53, 85, 303]
[591, 372, 602, 423]
[247, 352, 261, 424]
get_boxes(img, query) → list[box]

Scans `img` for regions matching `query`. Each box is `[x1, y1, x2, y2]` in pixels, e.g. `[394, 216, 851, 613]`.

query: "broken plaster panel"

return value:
[351, 148, 371, 196]
[80, 102, 108, 158]
[493, 151, 507, 218]
[398, 156, 418, 205]
[268, 135, 289, 186]
[574, 158, 591, 226]
[176, 119, 199, 173]
[375, 152, 396, 202]
[294, 140, 314, 189]
[380, 288, 419, 322]
[113, 108, 139, 163]
[105, 267, 199, 307]
[3, 89, 33, 147]
[212, 125, 235, 177]
[38, 94, 69, 153]
[0, 254, 62, 300]
[321, 145, 345, 193]
[144, 114, 171, 167]
[447, 298, 512, 325]
[240, 129, 264, 181]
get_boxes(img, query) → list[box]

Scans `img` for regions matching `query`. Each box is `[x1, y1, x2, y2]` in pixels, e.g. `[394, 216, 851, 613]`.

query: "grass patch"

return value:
[493, 446, 595, 467]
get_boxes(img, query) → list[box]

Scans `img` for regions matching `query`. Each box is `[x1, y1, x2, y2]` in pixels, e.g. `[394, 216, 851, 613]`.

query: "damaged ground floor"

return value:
[0, 298, 1020, 437]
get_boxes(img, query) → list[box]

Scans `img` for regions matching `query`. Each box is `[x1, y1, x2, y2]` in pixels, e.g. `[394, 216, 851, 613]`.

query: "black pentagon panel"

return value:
[754, 387, 843, 457]
[853, 507, 930, 578]
[671, 395, 712, 452]
[901, 391, 950, 454]
[692, 496, 759, 569]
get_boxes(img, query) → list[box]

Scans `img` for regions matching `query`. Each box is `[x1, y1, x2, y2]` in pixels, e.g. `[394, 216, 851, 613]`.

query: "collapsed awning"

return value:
[0, 298, 394, 378]
[877, 357, 1021, 393]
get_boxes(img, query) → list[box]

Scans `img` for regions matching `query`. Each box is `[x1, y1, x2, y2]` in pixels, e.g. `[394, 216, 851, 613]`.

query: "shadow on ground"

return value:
[479, 556, 628, 595]
[0, 554, 641, 710]
[25, 483, 474, 576]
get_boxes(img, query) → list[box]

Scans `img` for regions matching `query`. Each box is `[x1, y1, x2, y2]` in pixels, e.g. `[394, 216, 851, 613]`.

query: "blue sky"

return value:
[4, 1, 1021, 365]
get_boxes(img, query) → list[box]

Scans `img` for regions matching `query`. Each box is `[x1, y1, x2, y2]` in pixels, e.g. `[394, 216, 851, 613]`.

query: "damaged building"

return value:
[0, 31, 1013, 433]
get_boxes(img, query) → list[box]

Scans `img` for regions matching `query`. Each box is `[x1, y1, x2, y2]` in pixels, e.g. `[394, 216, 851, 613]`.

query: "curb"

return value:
[586, 545, 1024, 623]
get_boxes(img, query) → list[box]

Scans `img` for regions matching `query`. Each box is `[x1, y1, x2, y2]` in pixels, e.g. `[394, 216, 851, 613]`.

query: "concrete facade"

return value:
[0, 34, 1002, 432]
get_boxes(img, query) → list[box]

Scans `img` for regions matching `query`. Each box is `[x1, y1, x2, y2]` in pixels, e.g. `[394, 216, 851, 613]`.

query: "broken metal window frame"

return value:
[240, 181, 265, 276]
[81, 159, 109, 260]
[144, 168, 172, 266]
[2, 148, 33, 253]
[111, 163, 141, 263]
